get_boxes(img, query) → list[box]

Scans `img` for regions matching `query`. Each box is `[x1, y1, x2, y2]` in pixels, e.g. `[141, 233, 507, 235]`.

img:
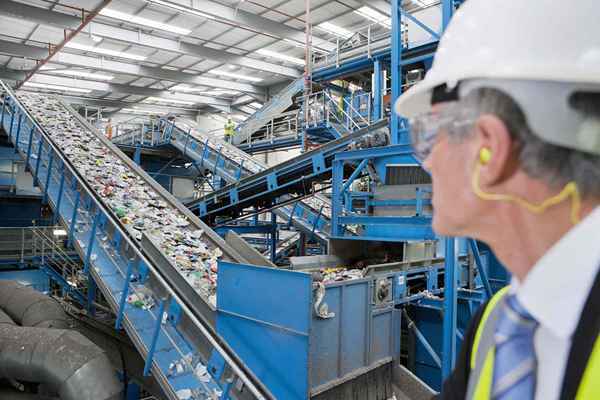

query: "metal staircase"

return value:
[111, 116, 168, 147]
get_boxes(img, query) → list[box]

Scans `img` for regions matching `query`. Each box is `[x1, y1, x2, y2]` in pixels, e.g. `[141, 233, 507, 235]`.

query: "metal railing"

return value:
[235, 77, 304, 144]
[0, 226, 81, 282]
[112, 116, 166, 147]
[313, 21, 398, 68]
[312, 4, 442, 70]
[0, 159, 17, 192]
[241, 110, 301, 146]
[304, 90, 371, 133]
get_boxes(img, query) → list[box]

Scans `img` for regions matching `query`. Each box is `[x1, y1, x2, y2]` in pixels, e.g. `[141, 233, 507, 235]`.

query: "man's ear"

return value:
[475, 115, 518, 186]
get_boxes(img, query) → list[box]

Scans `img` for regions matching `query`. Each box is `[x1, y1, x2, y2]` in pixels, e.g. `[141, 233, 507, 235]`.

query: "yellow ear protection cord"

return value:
[472, 148, 582, 224]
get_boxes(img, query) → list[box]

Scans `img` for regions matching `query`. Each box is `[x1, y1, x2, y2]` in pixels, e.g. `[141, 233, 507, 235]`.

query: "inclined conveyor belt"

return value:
[181, 119, 389, 233]
[0, 81, 273, 400]
[165, 118, 336, 244]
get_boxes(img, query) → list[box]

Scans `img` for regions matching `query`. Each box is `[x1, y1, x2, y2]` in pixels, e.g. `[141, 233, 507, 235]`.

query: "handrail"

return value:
[1, 81, 274, 400]
[165, 116, 334, 225]
[303, 90, 371, 132]
[245, 110, 300, 146]
[312, 4, 441, 69]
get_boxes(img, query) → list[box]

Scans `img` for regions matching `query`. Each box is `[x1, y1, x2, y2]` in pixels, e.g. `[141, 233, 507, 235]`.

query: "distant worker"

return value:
[395, 1, 600, 399]
[105, 118, 113, 140]
[224, 117, 236, 143]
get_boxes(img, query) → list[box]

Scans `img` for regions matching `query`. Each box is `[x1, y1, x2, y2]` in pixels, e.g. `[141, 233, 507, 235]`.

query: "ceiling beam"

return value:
[0, 0, 299, 78]
[352, 0, 392, 16]
[236, 105, 258, 115]
[0, 68, 26, 81]
[0, 1, 81, 29]
[16, 0, 113, 89]
[174, 0, 335, 52]
[50, 95, 197, 116]
[32, 73, 231, 106]
[0, 39, 48, 59]
[232, 94, 257, 106]
[50, 52, 265, 96]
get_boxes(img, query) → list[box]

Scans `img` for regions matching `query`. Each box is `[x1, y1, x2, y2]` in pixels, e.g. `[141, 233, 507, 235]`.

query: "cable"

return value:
[471, 162, 581, 225]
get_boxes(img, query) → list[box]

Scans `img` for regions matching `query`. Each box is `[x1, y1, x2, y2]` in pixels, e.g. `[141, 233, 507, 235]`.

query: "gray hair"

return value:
[458, 88, 600, 199]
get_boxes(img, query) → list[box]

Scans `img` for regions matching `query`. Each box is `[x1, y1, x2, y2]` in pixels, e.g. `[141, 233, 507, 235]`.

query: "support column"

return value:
[442, 237, 457, 379]
[373, 59, 384, 121]
[442, 0, 454, 32]
[391, 0, 405, 144]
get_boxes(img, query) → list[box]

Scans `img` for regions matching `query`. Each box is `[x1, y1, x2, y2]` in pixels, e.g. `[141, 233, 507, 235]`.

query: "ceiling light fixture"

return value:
[41, 69, 114, 81]
[144, 96, 195, 105]
[256, 49, 305, 66]
[209, 70, 263, 82]
[23, 82, 92, 93]
[171, 84, 203, 93]
[415, 0, 437, 7]
[121, 108, 165, 115]
[317, 22, 353, 39]
[65, 42, 147, 61]
[354, 6, 391, 28]
[248, 102, 263, 109]
[100, 8, 192, 36]
[230, 114, 247, 121]
[145, 0, 216, 21]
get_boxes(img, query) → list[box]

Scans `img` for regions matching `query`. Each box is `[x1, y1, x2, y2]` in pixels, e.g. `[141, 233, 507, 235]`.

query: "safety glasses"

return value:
[408, 102, 477, 162]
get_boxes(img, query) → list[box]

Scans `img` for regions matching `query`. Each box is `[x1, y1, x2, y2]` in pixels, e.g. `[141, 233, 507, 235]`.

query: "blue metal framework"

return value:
[0, 85, 274, 400]
[158, 118, 340, 246]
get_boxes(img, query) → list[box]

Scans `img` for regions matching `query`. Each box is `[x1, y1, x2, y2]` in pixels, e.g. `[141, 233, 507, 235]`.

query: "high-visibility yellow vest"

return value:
[224, 121, 235, 137]
[466, 286, 600, 399]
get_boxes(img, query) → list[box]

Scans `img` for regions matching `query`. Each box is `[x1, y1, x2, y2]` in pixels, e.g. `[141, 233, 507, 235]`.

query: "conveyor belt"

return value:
[0, 81, 273, 400]
[163, 118, 336, 244]
[184, 119, 388, 230]
[234, 77, 304, 145]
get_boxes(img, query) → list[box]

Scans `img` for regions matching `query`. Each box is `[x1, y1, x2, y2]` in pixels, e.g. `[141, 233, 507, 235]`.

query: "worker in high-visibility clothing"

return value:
[395, 0, 600, 399]
[224, 117, 235, 143]
[105, 118, 113, 140]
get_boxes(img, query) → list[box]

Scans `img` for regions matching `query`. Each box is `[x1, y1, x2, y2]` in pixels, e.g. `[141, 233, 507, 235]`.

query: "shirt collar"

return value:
[510, 206, 600, 339]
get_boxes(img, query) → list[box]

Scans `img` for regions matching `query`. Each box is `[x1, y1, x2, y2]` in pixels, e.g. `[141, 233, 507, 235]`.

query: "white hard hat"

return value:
[395, 0, 600, 119]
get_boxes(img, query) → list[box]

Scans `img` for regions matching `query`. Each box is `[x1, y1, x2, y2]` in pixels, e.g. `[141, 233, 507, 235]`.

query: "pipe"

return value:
[0, 388, 57, 400]
[0, 325, 122, 400]
[0, 281, 69, 329]
[0, 281, 122, 400]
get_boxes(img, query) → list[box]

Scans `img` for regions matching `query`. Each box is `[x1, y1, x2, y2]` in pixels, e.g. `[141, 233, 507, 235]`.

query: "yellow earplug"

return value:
[479, 148, 492, 165]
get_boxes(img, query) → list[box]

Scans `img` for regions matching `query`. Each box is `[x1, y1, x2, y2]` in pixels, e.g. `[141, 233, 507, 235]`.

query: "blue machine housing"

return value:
[217, 261, 402, 400]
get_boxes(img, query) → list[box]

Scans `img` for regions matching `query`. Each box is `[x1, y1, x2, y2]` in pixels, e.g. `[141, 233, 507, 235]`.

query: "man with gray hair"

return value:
[395, 0, 600, 399]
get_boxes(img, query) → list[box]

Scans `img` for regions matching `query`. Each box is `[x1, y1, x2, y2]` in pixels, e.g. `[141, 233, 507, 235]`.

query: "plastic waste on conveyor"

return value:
[18, 94, 226, 307]
[1, 85, 274, 400]
[166, 118, 334, 243]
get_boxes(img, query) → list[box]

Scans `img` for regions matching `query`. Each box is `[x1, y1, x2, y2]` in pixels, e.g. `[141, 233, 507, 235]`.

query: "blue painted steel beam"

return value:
[400, 9, 440, 40]
[442, 237, 457, 379]
[373, 60, 383, 121]
[25, 126, 35, 169]
[14, 113, 22, 153]
[143, 297, 169, 376]
[311, 41, 438, 83]
[115, 259, 135, 330]
[442, 0, 454, 33]
[468, 239, 493, 298]
[341, 158, 369, 194]
[67, 191, 80, 248]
